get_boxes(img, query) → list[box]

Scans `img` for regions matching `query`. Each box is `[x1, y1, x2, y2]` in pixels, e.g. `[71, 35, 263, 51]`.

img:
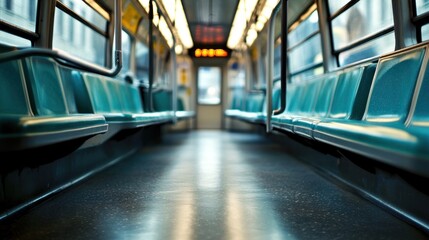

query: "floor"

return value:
[1, 130, 427, 240]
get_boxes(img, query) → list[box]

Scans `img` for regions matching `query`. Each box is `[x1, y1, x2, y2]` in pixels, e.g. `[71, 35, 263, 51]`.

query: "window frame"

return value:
[0, 0, 39, 43]
[287, 5, 324, 81]
[411, 0, 429, 42]
[327, 0, 395, 66]
[53, 0, 110, 67]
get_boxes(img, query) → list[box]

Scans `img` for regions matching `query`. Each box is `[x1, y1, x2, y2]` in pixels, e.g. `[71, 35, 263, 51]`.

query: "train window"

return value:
[53, 0, 108, 66]
[413, 0, 429, 42]
[198, 67, 221, 105]
[136, 41, 149, 83]
[328, 0, 394, 66]
[416, 0, 429, 15]
[339, 32, 394, 66]
[422, 25, 429, 41]
[0, 0, 37, 32]
[120, 30, 131, 75]
[0, 0, 37, 46]
[288, 6, 323, 82]
[0, 31, 31, 47]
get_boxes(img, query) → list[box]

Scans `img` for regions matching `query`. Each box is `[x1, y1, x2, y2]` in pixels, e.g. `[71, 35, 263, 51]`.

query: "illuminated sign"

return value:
[194, 48, 229, 58]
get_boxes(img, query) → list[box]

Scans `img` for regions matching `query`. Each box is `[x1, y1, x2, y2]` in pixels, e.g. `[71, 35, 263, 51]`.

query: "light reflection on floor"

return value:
[134, 131, 295, 240]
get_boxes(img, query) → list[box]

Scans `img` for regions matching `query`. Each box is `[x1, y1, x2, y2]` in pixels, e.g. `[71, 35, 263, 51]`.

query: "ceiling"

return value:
[181, 0, 239, 47]
[101, 0, 316, 49]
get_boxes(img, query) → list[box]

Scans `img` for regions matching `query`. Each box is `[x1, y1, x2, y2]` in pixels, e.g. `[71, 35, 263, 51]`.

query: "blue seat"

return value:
[271, 74, 327, 132]
[175, 97, 195, 120]
[313, 44, 429, 177]
[237, 90, 266, 123]
[293, 63, 376, 139]
[292, 74, 337, 138]
[225, 89, 266, 123]
[78, 72, 172, 130]
[0, 57, 107, 151]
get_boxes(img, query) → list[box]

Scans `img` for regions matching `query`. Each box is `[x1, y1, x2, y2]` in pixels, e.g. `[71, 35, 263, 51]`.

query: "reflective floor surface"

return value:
[1, 130, 427, 239]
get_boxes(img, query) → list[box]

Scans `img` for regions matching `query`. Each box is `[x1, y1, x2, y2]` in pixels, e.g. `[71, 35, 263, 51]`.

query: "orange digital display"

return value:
[194, 48, 228, 58]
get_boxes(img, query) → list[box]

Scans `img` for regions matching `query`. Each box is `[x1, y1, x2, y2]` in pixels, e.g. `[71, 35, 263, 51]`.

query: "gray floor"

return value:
[1, 130, 427, 239]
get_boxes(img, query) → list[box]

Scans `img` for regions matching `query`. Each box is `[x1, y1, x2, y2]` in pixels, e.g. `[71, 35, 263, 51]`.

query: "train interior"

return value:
[1, 0, 429, 238]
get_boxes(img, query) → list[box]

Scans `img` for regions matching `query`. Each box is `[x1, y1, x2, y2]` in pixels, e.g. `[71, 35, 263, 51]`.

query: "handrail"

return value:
[266, 1, 283, 133]
[0, 0, 122, 77]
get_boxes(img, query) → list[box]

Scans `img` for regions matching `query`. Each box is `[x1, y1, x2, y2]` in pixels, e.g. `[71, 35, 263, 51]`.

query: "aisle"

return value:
[1, 130, 426, 239]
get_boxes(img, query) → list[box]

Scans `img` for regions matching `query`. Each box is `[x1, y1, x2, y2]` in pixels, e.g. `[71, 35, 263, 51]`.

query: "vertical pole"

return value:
[148, 0, 154, 111]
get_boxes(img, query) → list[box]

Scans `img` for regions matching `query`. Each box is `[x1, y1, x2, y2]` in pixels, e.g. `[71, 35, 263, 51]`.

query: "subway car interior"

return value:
[1, 0, 429, 239]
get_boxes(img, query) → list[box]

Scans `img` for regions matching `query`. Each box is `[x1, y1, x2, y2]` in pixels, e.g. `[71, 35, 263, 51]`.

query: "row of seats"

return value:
[225, 84, 281, 124]
[152, 89, 195, 120]
[225, 43, 429, 178]
[0, 54, 192, 151]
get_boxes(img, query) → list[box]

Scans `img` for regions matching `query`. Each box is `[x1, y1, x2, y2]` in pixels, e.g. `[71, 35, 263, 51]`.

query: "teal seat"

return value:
[293, 63, 375, 139]
[314, 45, 429, 177]
[0, 57, 107, 151]
[224, 89, 266, 124]
[175, 97, 195, 120]
[80, 72, 172, 129]
[237, 90, 266, 123]
[153, 89, 172, 111]
[292, 73, 338, 138]
[271, 83, 300, 132]
[272, 74, 325, 132]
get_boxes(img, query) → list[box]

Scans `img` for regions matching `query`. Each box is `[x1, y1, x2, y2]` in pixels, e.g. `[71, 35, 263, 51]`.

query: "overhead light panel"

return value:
[255, 0, 280, 32]
[227, 0, 248, 49]
[159, 16, 174, 47]
[140, 0, 193, 50]
[174, 0, 193, 49]
[227, 0, 270, 49]
[246, 25, 258, 46]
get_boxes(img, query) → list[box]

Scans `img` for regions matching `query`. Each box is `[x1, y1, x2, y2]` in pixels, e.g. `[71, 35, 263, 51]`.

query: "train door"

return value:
[196, 66, 223, 129]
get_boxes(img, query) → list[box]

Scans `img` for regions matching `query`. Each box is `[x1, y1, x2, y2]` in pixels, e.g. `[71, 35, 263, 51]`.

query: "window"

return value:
[288, 5, 323, 82]
[0, 0, 38, 46]
[328, 0, 394, 66]
[136, 41, 149, 83]
[119, 30, 131, 75]
[198, 67, 221, 105]
[416, 0, 429, 15]
[413, 0, 429, 41]
[53, 0, 108, 66]
[29, 0, 36, 22]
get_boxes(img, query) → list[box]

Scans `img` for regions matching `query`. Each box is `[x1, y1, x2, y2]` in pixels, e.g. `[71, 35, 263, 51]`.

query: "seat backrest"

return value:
[82, 73, 111, 113]
[58, 65, 80, 114]
[411, 55, 429, 124]
[313, 73, 338, 117]
[298, 76, 324, 115]
[328, 67, 363, 119]
[24, 57, 68, 115]
[271, 81, 282, 110]
[286, 83, 306, 114]
[245, 91, 265, 112]
[153, 90, 172, 111]
[103, 77, 123, 113]
[229, 87, 245, 110]
[117, 81, 145, 114]
[0, 59, 31, 115]
[327, 63, 376, 120]
[68, 70, 95, 114]
[364, 46, 426, 123]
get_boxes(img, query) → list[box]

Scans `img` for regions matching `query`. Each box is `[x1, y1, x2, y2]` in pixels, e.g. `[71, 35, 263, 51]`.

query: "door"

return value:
[196, 66, 223, 129]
